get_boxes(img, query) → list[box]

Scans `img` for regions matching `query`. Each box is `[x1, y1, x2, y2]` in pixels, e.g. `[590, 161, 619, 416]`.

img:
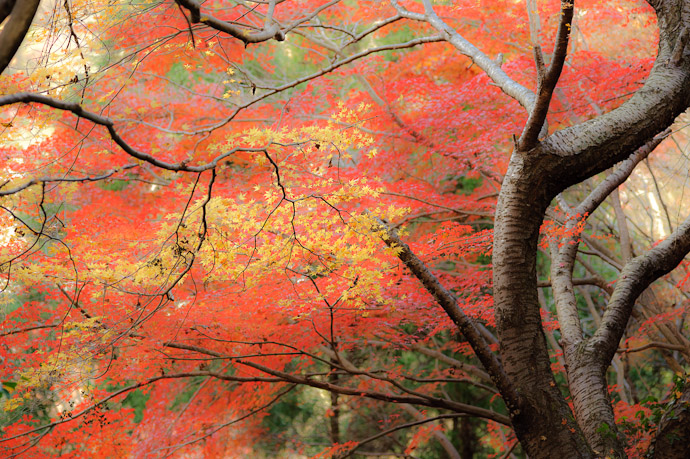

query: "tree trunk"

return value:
[493, 155, 594, 458]
[491, 2, 690, 456]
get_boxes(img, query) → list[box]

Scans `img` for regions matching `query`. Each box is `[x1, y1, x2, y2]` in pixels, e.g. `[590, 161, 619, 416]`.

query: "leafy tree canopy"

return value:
[1, 1, 690, 458]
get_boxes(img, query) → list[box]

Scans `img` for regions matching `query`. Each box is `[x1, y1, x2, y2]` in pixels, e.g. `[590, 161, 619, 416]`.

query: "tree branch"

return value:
[537, 4, 690, 195]
[343, 413, 465, 459]
[361, 339, 493, 383]
[0, 0, 40, 75]
[537, 276, 612, 293]
[0, 92, 274, 172]
[618, 341, 687, 354]
[518, 0, 574, 150]
[390, 0, 535, 111]
[0, 324, 60, 337]
[374, 219, 522, 413]
[165, 341, 510, 424]
[0, 164, 138, 196]
[175, 0, 286, 43]
[592, 215, 690, 364]
[548, 129, 668, 346]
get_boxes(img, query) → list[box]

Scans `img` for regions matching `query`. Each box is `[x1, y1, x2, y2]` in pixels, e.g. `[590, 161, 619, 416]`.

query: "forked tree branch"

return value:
[575, 134, 667, 217]
[175, 0, 286, 43]
[0, 92, 275, 172]
[1, 34, 444, 139]
[549, 128, 669, 343]
[238, 357, 511, 424]
[518, 0, 574, 150]
[592, 214, 690, 364]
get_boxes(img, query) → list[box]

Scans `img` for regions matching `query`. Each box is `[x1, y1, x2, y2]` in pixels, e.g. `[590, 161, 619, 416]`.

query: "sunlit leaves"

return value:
[0, 0, 675, 457]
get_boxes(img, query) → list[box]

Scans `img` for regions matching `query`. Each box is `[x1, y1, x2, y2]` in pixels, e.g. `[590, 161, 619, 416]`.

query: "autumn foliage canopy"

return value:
[1, 0, 690, 458]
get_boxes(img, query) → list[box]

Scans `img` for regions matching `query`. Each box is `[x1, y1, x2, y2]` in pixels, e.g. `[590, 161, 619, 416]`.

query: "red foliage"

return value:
[0, 0, 669, 457]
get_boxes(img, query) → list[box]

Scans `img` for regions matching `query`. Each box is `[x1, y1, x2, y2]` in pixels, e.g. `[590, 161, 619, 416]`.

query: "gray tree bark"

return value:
[492, 1, 690, 457]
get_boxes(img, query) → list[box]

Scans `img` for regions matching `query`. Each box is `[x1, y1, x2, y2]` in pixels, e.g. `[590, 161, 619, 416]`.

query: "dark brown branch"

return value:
[617, 341, 687, 354]
[374, 219, 522, 412]
[0, 324, 60, 337]
[2, 35, 444, 139]
[175, 0, 285, 43]
[0, 0, 40, 75]
[0, 164, 138, 196]
[236, 358, 511, 425]
[518, 0, 574, 150]
[166, 341, 510, 424]
[0, 92, 269, 172]
[342, 414, 466, 458]
[0, 0, 14, 23]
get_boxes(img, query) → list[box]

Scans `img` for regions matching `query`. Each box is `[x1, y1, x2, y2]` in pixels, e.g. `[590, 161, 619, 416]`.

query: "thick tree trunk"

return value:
[566, 353, 625, 457]
[493, 155, 594, 458]
[348, 0, 690, 455]
[491, 1, 690, 456]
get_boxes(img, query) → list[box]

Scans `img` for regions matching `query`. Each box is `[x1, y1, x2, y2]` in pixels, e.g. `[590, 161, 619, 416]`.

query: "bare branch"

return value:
[175, 0, 286, 43]
[537, 276, 611, 293]
[391, 0, 535, 110]
[569, 129, 668, 219]
[373, 219, 522, 412]
[343, 413, 466, 458]
[526, 0, 546, 79]
[0, 0, 40, 75]
[547, 131, 665, 347]
[618, 341, 687, 354]
[0, 164, 138, 196]
[593, 215, 690, 364]
[518, 0, 574, 150]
